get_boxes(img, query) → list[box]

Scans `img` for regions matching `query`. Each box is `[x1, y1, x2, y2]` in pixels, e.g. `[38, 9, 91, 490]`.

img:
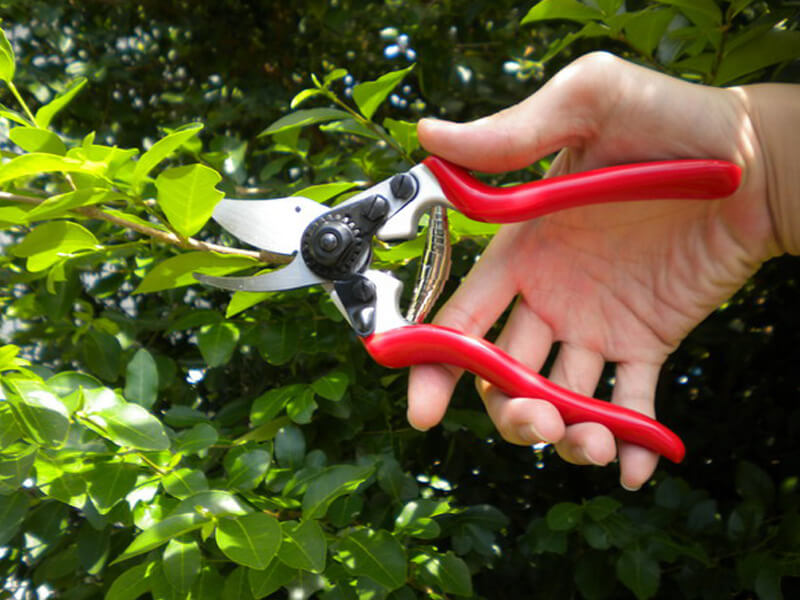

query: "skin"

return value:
[406, 52, 800, 490]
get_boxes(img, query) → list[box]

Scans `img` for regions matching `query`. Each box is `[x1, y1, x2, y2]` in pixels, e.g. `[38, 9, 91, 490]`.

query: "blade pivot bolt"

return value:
[352, 277, 376, 303]
[362, 194, 390, 221]
[390, 173, 418, 202]
[319, 231, 340, 252]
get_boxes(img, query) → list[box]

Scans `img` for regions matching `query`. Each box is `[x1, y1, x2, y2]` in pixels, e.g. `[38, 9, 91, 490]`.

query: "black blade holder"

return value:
[300, 192, 392, 337]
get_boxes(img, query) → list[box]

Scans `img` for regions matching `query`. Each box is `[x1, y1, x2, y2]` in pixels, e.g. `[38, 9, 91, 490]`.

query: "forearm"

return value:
[740, 84, 800, 256]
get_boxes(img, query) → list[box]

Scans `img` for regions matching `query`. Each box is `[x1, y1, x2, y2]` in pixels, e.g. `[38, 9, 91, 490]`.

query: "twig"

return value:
[0, 190, 291, 264]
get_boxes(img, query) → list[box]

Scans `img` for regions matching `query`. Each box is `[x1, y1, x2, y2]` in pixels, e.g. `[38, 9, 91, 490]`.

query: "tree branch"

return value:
[0, 190, 291, 264]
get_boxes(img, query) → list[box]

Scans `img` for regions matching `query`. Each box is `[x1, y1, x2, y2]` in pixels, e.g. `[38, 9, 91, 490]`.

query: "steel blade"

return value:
[195, 256, 325, 292]
[212, 196, 328, 255]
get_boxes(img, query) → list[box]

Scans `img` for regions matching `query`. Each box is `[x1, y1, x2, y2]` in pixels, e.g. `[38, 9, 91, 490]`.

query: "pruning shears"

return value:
[196, 155, 742, 463]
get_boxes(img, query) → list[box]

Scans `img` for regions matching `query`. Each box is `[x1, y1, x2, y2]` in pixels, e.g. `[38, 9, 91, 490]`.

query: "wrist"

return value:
[738, 84, 800, 256]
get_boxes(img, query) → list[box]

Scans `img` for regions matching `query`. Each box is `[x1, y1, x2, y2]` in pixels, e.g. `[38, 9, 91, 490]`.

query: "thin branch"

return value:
[0, 190, 291, 264]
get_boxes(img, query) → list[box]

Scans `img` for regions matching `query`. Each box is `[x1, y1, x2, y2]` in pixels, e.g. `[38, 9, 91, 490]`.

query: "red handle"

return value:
[423, 156, 741, 223]
[364, 324, 685, 463]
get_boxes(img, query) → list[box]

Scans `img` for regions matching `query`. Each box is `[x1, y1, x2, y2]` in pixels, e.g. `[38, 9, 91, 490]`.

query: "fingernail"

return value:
[581, 447, 608, 467]
[621, 481, 641, 492]
[520, 423, 552, 444]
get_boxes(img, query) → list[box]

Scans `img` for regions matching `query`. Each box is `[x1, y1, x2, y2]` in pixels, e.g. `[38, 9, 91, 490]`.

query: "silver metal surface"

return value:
[326, 269, 409, 334]
[376, 163, 453, 242]
[195, 256, 325, 292]
[212, 196, 328, 256]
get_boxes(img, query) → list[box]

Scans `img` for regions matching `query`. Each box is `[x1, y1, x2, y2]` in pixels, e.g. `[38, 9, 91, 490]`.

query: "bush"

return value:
[0, 1, 799, 599]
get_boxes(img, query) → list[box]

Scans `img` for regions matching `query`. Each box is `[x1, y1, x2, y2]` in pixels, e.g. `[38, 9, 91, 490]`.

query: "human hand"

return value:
[407, 52, 784, 490]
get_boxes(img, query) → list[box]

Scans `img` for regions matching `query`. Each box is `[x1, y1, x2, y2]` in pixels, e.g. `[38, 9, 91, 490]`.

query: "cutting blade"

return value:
[212, 196, 328, 256]
[195, 256, 325, 292]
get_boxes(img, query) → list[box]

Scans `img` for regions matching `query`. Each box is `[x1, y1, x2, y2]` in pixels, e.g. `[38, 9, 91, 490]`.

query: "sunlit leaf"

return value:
[335, 528, 406, 591]
[132, 122, 203, 183]
[0, 152, 105, 184]
[277, 520, 327, 573]
[215, 513, 282, 570]
[124, 348, 159, 409]
[352, 65, 415, 120]
[113, 512, 209, 564]
[35, 77, 88, 128]
[134, 252, 257, 294]
[3, 378, 70, 447]
[302, 464, 374, 519]
[0, 28, 15, 82]
[156, 163, 224, 237]
[259, 108, 351, 136]
[9, 126, 66, 155]
[197, 322, 240, 368]
[415, 550, 472, 596]
[163, 536, 202, 594]
[522, 0, 603, 24]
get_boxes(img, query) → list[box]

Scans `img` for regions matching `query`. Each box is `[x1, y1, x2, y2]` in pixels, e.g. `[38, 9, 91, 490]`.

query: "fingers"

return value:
[406, 229, 520, 430]
[547, 343, 619, 467]
[612, 361, 662, 490]
[417, 52, 625, 173]
[478, 300, 563, 445]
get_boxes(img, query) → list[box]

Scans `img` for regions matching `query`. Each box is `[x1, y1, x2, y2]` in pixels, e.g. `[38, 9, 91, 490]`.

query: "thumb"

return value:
[417, 52, 624, 172]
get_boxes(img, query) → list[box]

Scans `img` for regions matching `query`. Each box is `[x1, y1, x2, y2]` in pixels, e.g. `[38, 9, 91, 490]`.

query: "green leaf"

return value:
[82, 329, 122, 381]
[290, 88, 324, 109]
[383, 118, 419, 155]
[0, 152, 105, 185]
[546, 502, 584, 531]
[260, 108, 352, 136]
[162, 468, 209, 499]
[87, 462, 140, 514]
[125, 348, 159, 409]
[575, 552, 616, 600]
[377, 457, 418, 502]
[302, 464, 374, 519]
[223, 567, 255, 600]
[352, 65, 415, 120]
[224, 448, 271, 491]
[215, 513, 282, 570]
[3, 378, 70, 447]
[714, 30, 800, 85]
[291, 181, 358, 203]
[163, 537, 202, 594]
[106, 561, 156, 600]
[415, 551, 472, 597]
[11, 220, 98, 272]
[156, 164, 224, 237]
[114, 512, 209, 564]
[83, 388, 170, 450]
[0, 491, 30, 545]
[25, 188, 123, 222]
[0, 28, 14, 82]
[171, 490, 251, 518]
[311, 370, 349, 402]
[132, 122, 203, 183]
[35, 77, 88, 128]
[251, 384, 305, 426]
[735, 460, 775, 508]
[9, 126, 67, 155]
[616, 546, 660, 600]
[256, 320, 300, 365]
[197, 322, 240, 368]
[336, 528, 406, 591]
[522, 0, 603, 24]
[226, 291, 271, 318]
[585, 496, 622, 521]
[320, 118, 382, 140]
[248, 560, 296, 599]
[655, 0, 721, 27]
[278, 520, 327, 573]
[135, 252, 257, 294]
[286, 387, 318, 424]
[623, 8, 675, 57]
[174, 423, 219, 455]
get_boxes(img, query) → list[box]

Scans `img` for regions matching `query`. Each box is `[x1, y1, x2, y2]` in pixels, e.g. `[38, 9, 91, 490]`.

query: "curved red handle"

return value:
[364, 324, 685, 463]
[423, 156, 741, 223]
